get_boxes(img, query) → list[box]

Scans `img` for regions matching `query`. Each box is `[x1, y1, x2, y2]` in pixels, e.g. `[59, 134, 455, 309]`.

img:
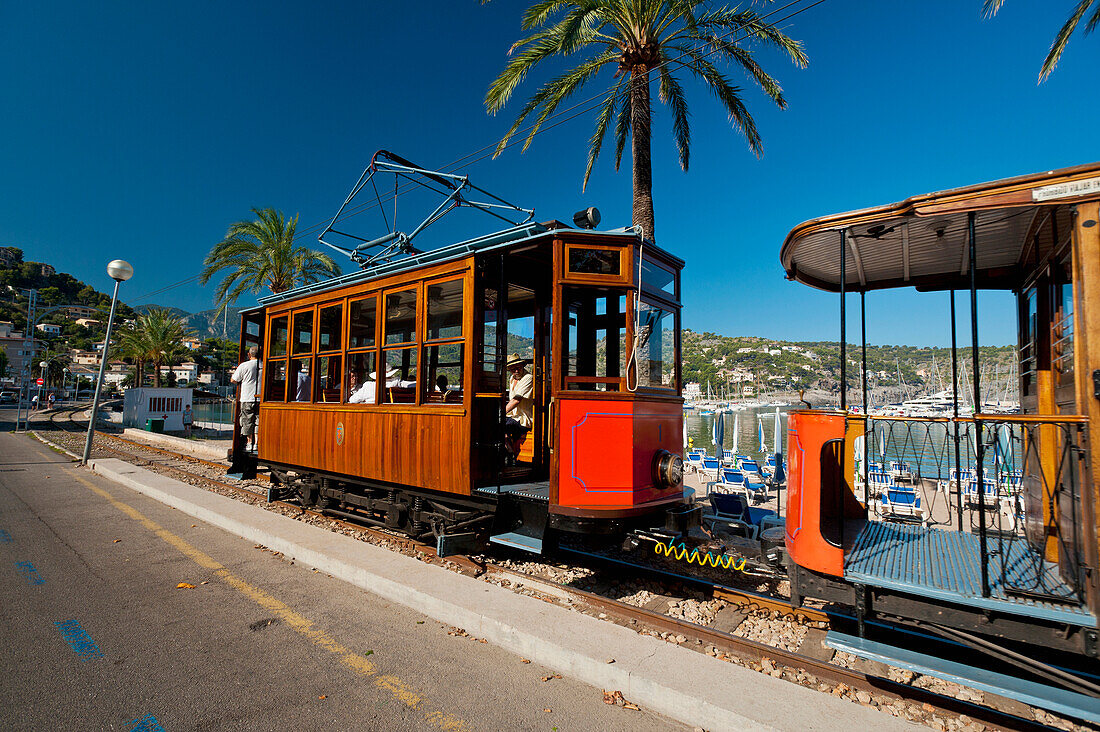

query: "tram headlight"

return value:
[653, 450, 683, 490]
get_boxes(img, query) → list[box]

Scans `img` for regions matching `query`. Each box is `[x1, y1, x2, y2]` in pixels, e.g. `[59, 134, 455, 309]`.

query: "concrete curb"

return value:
[78, 456, 915, 732]
[118, 428, 229, 461]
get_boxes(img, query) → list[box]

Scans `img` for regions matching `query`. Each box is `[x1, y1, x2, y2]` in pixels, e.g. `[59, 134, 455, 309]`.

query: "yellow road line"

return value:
[69, 471, 469, 731]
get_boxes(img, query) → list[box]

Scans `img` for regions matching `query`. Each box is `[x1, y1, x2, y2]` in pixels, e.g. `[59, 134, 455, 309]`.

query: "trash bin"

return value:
[145, 418, 164, 433]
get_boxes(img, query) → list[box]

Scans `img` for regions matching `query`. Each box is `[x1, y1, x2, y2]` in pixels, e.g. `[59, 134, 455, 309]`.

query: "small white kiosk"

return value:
[123, 387, 193, 432]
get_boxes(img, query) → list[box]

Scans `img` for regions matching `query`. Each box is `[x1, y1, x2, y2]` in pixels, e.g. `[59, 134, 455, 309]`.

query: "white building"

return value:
[35, 323, 62, 336]
[160, 362, 199, 383]
[683, 382, 702, 399]
[75, 318, 102, 328]
[123, 387, 193, 431]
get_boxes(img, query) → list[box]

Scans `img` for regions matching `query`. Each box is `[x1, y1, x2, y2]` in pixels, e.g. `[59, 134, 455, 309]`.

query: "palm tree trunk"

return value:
[153, 359, 162, 388]
[630, 65, 655, 242]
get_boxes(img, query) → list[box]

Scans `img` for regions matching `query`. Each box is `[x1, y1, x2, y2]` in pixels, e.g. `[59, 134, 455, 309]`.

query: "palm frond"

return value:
[1041, 0, 1096, 80]
[658, 62, 690, 170]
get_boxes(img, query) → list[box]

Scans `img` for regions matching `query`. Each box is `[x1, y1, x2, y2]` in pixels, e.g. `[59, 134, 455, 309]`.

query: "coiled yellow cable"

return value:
[653, 541, 748, 572]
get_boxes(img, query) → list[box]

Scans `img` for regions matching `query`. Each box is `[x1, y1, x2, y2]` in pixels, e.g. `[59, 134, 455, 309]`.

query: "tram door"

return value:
[230, 311, 264, 465]
[472, 249, 553, 486]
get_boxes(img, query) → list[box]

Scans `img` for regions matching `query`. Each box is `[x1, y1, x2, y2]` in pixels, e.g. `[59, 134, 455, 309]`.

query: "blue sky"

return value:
[1, 1, 1096, 346]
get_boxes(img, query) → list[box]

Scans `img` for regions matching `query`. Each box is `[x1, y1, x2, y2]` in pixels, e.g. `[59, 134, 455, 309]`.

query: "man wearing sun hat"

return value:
[348, 365, 400, 404]
[504, 353, 534, 460]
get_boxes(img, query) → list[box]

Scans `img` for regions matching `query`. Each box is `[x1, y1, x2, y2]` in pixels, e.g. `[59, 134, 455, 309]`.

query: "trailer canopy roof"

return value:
[780, 162, 1100, 293]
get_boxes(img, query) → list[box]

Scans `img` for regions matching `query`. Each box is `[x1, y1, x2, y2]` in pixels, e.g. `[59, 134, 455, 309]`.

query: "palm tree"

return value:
[486, 0, 807, 240]
[984, 0, 1099, 80]
[200, 207, 342, 312]
[123, 309, 196, 388]
[118, 322, 150, 388]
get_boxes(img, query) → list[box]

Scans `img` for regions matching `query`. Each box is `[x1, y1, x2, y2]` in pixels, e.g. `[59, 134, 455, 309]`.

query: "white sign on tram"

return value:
[1032, 175, 1100, 202]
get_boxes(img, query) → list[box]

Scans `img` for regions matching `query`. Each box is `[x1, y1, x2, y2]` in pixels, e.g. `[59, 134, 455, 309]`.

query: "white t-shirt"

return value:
[232, 359, 262, 403]
[348, 380, 377, 404]
[508, 372, 534, 428]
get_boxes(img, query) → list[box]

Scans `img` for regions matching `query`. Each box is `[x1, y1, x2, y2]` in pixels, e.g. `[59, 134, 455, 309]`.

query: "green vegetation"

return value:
[485, 0, 806, 239]
[984, 0, 1099, 80]
[200, 207, 341, 313]
[681, 330, 1017, 399]
[118, 308, 197, 388]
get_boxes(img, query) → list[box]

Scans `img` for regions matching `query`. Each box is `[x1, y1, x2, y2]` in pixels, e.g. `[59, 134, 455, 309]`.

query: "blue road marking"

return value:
[126, 714, 166, 732]
[54, 619, 103, 661]
[14, 561, 44, 585]
[0, 529, 12, 544]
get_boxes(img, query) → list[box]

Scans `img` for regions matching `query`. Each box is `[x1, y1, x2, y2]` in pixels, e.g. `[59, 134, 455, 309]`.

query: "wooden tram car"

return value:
[231, 219, 688, 553]
[779, 164, 1100, 717]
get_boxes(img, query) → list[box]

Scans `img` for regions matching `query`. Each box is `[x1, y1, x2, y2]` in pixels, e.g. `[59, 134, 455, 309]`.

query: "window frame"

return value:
[421, 274, 466, 406]
[561, 242, 630, 286]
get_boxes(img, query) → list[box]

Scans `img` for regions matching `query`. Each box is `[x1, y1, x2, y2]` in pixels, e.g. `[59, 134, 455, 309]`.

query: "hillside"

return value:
[682, 330, 1018, 403]
[137, 304, 244, 339]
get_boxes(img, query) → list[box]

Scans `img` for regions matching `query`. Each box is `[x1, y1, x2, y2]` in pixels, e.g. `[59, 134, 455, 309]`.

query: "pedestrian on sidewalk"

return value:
[231, 346, 262, 452]
[47, 392, 56, 410]
[182, 404, 194, 438]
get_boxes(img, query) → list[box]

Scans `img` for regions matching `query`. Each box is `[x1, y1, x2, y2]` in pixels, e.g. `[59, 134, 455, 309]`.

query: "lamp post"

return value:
[38, 361, 47, 409]
[62, 367, 69, 406]
[82, 260, 133, 465]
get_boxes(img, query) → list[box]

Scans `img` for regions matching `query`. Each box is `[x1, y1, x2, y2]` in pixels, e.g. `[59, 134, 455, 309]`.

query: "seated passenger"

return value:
[348, 366, 399, 404]
[504, 353, 533, 460]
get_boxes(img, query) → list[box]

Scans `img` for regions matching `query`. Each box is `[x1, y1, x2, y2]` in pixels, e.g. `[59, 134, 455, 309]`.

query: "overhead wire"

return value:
[131, 0, 826, 305]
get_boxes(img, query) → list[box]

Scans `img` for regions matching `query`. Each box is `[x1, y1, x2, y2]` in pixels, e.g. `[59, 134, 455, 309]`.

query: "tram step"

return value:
[490, 531, 543, 554]
[826, 630, 1100, 725]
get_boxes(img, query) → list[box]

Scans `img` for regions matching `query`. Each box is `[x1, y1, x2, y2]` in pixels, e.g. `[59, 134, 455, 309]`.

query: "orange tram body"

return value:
[780, 164, 1100, 719]
[231, 220, 688, 554]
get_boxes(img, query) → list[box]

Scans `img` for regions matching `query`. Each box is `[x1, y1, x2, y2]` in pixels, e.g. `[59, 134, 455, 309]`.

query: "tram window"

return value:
[427, 279, 463, 340]
[290, 357, 312, 402]
[318, 304, 343, 353]
[635, 300, 676, 390]
[292, 311, 314, 355]
[269, 316, 289, 358]
[348, 297, 377, 349]
[480, 285, 501, 389]
[345, 352, 377, 403]
[1054, 259, 1074, 380]
[642, 258, 676, 298]
[423, 343, 463, 404]
[314, 355, 342, 403]
[568, 247, 621, 276]
[385, 290, 417, 345]
[564, 289, 626, 390]
[265, 360, 287, 402]
[384, 349, 417, 403]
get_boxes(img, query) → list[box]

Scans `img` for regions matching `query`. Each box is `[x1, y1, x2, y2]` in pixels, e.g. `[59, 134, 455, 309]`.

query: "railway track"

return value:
[28, 406, 1067, 731]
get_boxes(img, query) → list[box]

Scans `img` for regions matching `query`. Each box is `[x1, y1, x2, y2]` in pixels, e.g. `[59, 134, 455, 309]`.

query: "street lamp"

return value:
[82, 260, 133, 464]
[62, 367, 70, 406]
[38, 360, 47, 409]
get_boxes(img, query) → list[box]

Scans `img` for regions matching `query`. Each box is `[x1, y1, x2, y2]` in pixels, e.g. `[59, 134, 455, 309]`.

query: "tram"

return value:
[780, 163, 1100, 720]
[228, 155, 688, 554]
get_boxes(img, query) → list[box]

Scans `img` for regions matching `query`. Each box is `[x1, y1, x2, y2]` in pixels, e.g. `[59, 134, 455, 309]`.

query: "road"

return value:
[0, 417, 682, 731]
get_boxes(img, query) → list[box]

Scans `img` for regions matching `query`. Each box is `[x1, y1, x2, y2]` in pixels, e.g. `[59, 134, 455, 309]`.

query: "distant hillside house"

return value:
[736, 347, 755, 354]
[35, 323, 61, 336]
[182, 337, 203, 351]
[0, 247, 20, 267]
[63, 305, 99, 319]
[0, 321, 46, 382]
[684, 382, 702, 399]
[75, 318, 102, 328]
[160, 362, 199, 383]
[70, 350, 99, 365]
[35, 263, 55, 277]
[782, 345, 803, 352]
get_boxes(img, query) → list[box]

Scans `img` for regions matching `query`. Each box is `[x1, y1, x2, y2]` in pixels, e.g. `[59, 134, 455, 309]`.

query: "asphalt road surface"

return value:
[0, 429, 683, 731]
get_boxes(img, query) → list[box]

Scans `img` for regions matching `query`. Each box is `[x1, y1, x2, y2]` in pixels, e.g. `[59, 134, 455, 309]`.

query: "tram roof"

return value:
[257, 222, 675, 307]
[780, 162, 1100, 293]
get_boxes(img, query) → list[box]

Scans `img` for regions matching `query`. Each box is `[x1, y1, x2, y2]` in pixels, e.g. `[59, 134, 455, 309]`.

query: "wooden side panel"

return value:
[258, 405, 471, 495]
[1072, 202, 1100, 615]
